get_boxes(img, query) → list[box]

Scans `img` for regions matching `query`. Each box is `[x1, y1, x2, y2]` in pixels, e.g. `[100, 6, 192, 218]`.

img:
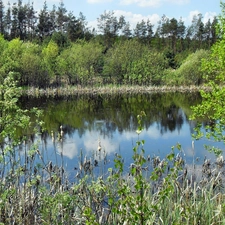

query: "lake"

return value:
[19, 92, 223, 178]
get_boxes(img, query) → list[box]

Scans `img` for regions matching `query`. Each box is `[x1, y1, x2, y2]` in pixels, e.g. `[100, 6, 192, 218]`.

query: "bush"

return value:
[126, 50, 168, 85]
[103, 39, 145, 83]
[173, 49, 210, 85]
[56, 40, 103, 85]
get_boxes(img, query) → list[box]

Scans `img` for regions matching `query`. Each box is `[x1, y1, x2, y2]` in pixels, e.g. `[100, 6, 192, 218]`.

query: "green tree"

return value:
[20, 42, 42, 86]
[103, 39, 145, 83]
[190, 13, 205, 49]
[26, 2, 37, 41]
[41, 40, 59, 85]
[37, 1, 54, 40]
[176, 17, 186, 51]
[56, 40, 103, 85]
[0, 38, 24, 82]
[146, 19, 154, 45]
[203, 19, 212, 48]
[133, 19, 154, 45]
[134, 20, 147, 41]
[0, 0, 4, 35]
[160, 14, 170, 48]
[17, 0, 28, 40]
[211, 16, 218, 44]
[191, 2, 225, 156]
[97, 11, 125, 48]
[127, 49, 167, 85]
[168, 18, 178, 52]
[4, 2, 11, 39]
[171, 49, 210, 85]
[65, 12, 85, 42]
[56, 0, 67, 32]
[0, 73, 35, 142]
[11, 1, 19, 38]
[121, 21, 132, 39]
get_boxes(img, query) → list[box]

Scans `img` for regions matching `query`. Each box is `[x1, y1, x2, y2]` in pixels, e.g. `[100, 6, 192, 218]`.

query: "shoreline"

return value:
[23, 85, 211, 97]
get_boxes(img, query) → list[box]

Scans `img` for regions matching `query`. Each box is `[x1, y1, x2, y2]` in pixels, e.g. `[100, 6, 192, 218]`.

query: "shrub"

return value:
[174, 49, 210, 85]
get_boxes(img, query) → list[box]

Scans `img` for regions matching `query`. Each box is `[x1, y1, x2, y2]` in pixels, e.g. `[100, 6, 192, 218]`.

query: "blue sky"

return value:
[4, 0, 221, 31]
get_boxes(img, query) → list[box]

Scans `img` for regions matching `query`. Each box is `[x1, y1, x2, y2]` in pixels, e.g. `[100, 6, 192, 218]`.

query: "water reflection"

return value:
[19, 92, 222, 173]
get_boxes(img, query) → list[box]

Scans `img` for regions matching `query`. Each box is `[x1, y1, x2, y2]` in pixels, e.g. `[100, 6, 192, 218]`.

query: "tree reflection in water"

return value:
[18, 92, 219, 175]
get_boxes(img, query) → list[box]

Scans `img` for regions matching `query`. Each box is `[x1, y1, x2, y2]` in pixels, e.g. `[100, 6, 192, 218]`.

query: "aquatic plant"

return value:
[0, 93, 225, 224]
[0, 74, 225, 224]
[24, 84, 211, 98]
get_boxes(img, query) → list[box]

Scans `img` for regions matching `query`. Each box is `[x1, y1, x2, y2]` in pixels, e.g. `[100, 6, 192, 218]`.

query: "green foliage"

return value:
[126, 49, 168, 85]
[41, 40, 59, 78]
[51, 31, 70, 50]
[191, 2, 225, 156]
[56, 40, 103, 84]
[201, 41, 225, 83]
[0, 89, 225, 223]
[174, 50, 192, 68]
[103, 39, 144, 83]
[167, 49, 210, 85]
[0, 35, 7, 54]
[20, 42, 43, 86]
[0, 73, 42, 143]
[0, 38, 23, 82]
[0, 20, 219, 88]
[103, 39, 167, 85]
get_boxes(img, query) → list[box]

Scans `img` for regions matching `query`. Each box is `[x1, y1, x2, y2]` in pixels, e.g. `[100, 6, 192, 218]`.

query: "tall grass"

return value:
[24, 85, 212, 98]
[0, 112, 225, 224]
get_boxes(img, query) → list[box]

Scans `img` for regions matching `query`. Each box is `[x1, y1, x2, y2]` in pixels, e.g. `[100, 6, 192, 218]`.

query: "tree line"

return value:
[0, 0, 219, 87]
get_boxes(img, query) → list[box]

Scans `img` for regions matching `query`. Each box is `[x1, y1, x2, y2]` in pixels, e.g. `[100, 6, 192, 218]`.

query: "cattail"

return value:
[98, 139, 101, 151]
[60, 125, 64, 137]
[51, 130, 54, 142]
[48, 161, 53, 172]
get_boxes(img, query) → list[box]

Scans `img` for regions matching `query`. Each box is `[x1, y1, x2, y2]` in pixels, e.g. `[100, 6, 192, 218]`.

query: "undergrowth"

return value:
[1, 74, 225, 224]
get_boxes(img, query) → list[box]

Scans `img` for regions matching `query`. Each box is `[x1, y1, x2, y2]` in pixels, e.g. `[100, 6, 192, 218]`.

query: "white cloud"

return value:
[165, 0, 189, 4]
[58, 141, 79, 159]
[185, 10, 217, 25]
[3, 0, 60, 12]
[87, 0, 113, 3]
[120, 0, 189, 7]
[182, 10, 200, 25]
[114, 10, 160, 27]
[88, 9, 160, 32]
[188, 10, 200, 21]
[203, 11, 217, 23]
[120, 0, 162, 7]
[82, 131, 119, 155]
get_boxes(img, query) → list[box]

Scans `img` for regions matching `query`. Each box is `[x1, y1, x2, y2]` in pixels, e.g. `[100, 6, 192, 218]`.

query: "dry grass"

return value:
[0, 134, 225, 224]
[23, 85, 212, 97]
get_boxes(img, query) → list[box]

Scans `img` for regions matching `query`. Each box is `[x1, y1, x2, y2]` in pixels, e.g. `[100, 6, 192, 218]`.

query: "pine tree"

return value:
[0, 0, 4, 35]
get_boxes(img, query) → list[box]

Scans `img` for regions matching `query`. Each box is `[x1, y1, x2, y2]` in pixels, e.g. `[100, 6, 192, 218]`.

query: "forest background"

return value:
[0, 0, 219, 88]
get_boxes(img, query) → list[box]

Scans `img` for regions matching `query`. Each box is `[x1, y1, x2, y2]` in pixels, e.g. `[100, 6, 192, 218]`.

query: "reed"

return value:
[1, 77, 224, 224]
[0, 114, 225, 224]
[23, 85, 212, 98]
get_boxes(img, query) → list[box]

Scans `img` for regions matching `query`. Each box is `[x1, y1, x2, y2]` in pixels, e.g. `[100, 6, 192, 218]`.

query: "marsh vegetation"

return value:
[1, 1, 225, 224]
[0, 74, 224, 224]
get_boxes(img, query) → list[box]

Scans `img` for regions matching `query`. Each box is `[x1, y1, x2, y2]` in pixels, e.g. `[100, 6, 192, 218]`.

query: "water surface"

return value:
[20, 92, 222, 176]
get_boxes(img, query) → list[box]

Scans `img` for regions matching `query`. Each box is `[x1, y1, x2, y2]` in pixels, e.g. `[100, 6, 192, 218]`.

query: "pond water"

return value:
[19, 92, 224, 178]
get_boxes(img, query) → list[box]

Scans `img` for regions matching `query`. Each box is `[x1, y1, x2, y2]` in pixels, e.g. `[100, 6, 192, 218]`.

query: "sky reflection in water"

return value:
[20, 93, 224, 176]
[40, 112, 221, 176]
